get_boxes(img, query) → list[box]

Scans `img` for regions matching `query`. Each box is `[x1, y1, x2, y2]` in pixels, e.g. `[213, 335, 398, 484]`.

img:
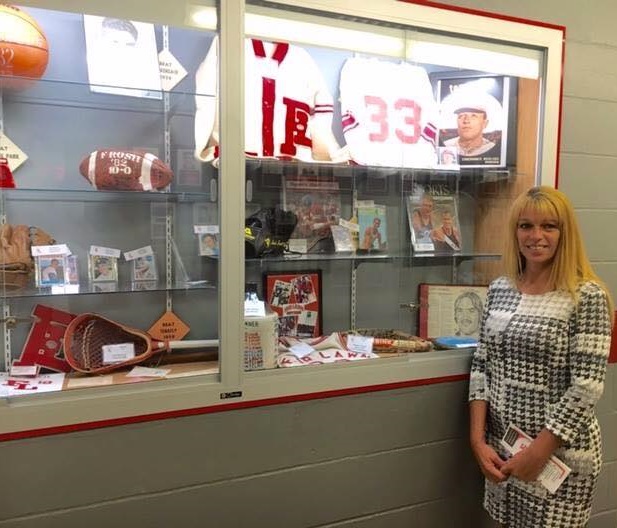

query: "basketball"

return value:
[0, 5, 49, 81]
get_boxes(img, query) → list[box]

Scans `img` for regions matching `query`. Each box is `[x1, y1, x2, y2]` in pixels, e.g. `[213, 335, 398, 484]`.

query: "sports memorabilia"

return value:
[0, 224, 55, 290]
[0, 4, 49, 85]
[79, 149, 173, 191]
[339, 57, 438, 168]
[63, 313, 217, 374]
[194, 37, 345, 163]
[245, 207, 298, 258]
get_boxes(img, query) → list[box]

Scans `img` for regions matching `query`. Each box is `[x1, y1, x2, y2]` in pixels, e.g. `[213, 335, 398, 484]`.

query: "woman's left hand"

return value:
[501, 429, 561, 482]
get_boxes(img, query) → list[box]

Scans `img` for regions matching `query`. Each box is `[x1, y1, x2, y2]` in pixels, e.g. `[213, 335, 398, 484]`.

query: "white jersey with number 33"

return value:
[340, 57, 438, 168]
[195, 37, 342, 163]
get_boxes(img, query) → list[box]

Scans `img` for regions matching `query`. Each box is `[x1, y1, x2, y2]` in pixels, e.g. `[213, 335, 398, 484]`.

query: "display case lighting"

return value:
[187, 5, 540, 79]
[407, 41, 540, 79]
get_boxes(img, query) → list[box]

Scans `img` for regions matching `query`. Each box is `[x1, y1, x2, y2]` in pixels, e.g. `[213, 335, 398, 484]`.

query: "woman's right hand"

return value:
[471, 440, 508, 483]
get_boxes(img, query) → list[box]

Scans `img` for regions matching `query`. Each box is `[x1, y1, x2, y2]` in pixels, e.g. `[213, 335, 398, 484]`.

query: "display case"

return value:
[0, 0, 564, 437]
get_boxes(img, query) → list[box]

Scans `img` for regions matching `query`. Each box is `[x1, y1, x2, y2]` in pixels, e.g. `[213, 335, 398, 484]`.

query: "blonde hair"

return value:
[503, 186, 613, 315]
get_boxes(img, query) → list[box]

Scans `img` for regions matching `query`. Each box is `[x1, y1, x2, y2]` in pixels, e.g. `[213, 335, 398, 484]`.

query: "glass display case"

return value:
[0, 0, 564, 437]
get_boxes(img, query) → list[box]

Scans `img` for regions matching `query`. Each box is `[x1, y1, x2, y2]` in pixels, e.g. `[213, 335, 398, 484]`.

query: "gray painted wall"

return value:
[2, 1, 617, 527]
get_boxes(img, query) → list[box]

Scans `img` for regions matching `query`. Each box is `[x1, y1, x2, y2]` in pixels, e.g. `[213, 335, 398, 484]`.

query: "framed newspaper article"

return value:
[264, 270, 322, 338]
[434, 74, 513, 168]
[418, 284, 488, 339]
[407, 193, 462, 253]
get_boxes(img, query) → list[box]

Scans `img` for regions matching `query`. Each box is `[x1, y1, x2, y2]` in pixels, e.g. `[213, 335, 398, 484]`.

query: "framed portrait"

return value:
[432, 73, 516, 168]
[132, 254, 158, 282]
[35, 254, 67, 287]
[263, 270, 322, 338]
[418, 284, 488, 339]
[88, 255, 118, 282]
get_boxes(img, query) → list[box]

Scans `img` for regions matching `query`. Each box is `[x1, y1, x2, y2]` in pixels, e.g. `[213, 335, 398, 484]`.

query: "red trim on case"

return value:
[0, 374, 469, 442]
[397, 0, 565, 31]
[397, 1, 566, 187]
[609, 311, 617, 363]
[554, 33, 566, 188]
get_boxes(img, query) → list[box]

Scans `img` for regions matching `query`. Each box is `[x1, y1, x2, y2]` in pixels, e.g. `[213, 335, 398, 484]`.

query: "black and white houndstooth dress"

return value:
[469, 277, 611, 528]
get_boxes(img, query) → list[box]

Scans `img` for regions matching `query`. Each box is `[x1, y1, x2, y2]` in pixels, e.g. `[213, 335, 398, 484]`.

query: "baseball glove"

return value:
[0, 224, 55, 290]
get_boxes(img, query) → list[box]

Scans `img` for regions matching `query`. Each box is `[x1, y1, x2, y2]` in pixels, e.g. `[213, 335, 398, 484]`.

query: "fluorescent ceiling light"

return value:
[187, 6, 403, 56]
[186, 5, 540, 78]
[407, 41, 540, 79]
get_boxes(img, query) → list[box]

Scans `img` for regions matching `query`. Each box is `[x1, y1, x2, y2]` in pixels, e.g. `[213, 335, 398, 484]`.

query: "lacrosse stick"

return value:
[63, 313, 218, 374]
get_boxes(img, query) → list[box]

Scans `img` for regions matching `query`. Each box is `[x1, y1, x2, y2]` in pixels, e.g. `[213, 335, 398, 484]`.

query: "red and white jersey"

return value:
[339, 57, 438, 168]
[195, 37, 342, 163]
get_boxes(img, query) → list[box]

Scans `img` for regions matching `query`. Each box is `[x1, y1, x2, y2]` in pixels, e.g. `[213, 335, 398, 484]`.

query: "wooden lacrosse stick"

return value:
[63, 313, 218, 375]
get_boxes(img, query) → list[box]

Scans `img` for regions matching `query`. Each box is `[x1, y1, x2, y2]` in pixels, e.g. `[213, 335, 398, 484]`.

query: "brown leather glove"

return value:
[0, 224, 56, 269]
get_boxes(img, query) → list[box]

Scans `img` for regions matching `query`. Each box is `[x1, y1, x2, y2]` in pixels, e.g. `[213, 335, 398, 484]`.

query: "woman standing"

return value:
[469, 186, 613, 527]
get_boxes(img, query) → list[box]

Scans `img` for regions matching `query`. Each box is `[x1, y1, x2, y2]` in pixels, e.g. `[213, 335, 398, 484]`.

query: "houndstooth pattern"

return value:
[469, 277, 611, 527]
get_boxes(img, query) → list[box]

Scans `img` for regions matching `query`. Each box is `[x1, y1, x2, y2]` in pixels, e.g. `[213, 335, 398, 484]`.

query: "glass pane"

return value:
[0, 3, 220, 398]
[240, 1, 545, 368]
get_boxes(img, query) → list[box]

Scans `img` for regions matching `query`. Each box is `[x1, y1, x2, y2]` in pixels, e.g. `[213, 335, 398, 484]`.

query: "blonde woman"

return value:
[469, 186, 613, 528]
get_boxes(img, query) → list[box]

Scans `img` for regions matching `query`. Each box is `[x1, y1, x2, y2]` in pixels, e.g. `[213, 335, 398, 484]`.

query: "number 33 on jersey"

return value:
[340, 57, 438, 168]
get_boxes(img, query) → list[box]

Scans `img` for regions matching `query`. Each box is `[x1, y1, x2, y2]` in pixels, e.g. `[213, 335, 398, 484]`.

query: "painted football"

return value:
[79, 149, 173, 191]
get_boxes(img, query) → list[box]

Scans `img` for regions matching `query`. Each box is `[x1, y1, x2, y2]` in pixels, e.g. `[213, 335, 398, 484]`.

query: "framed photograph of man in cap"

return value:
[435, 75, 512, 167]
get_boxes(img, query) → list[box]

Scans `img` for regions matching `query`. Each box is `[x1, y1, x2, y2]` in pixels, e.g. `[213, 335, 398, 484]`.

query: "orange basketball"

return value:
[0, 4, 49, 80]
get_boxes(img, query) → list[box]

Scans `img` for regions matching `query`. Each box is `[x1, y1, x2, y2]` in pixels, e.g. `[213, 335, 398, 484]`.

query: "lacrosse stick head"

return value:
[63, 313, 162, 374]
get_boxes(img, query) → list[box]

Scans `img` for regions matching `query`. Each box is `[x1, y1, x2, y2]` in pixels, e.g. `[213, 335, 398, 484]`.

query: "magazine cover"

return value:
[357, 204, 387, 251]
[436, 75, 510, 168]
[407, 192, 462, 253]
[282, 177, 341, 253]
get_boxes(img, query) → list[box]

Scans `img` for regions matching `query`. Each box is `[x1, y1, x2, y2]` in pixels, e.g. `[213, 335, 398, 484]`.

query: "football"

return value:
[79, 150, 174, 191]
[0, 5, 49, 83]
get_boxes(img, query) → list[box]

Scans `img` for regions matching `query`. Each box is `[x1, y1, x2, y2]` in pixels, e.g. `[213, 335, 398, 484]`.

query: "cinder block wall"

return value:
[1, 1, 616, 527]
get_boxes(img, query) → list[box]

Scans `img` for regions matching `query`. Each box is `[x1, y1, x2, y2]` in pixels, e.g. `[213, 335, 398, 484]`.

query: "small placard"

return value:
[9, 363, 39, 377]
[124, 245, 154, 261]
[194, 224, 219, 234]
[347, 334, 374, 354]
[244, 299, 266, 318]
[0, 133, 28, 172]
[31, 244, 71, 257]
[126, 366, 170, 378]
[355, 200, 375, 208]
[90, 245, 122, 258]
[158, 48, 188, 92]
[289, 342, 315, 358]
[288, 239, 308, 253]
[102, 343, 135, 364]
[339, 218, 360, 232]
[148, 311, 190, 342]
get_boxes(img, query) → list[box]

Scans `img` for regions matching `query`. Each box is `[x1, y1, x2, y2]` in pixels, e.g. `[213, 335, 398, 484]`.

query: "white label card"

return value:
[90, 245, 122, 258]
[288, 239, 308, 253]
[194, 224, 220, 234]
[158, 49, 187, 92]
[102, 343, 135, 364]
[9, 364, 39, 377]
[289, 342, 315, 358]
[31, 244, 71, 257]
[244, 300, 266, 318]
[346, 335, 374, 354]
[126, 366, 170, 378]
[124, 245, 154, 261]
[339, 218, 359, 232]
[0, 133, 28, 172]
[356, 200, 375, 208]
